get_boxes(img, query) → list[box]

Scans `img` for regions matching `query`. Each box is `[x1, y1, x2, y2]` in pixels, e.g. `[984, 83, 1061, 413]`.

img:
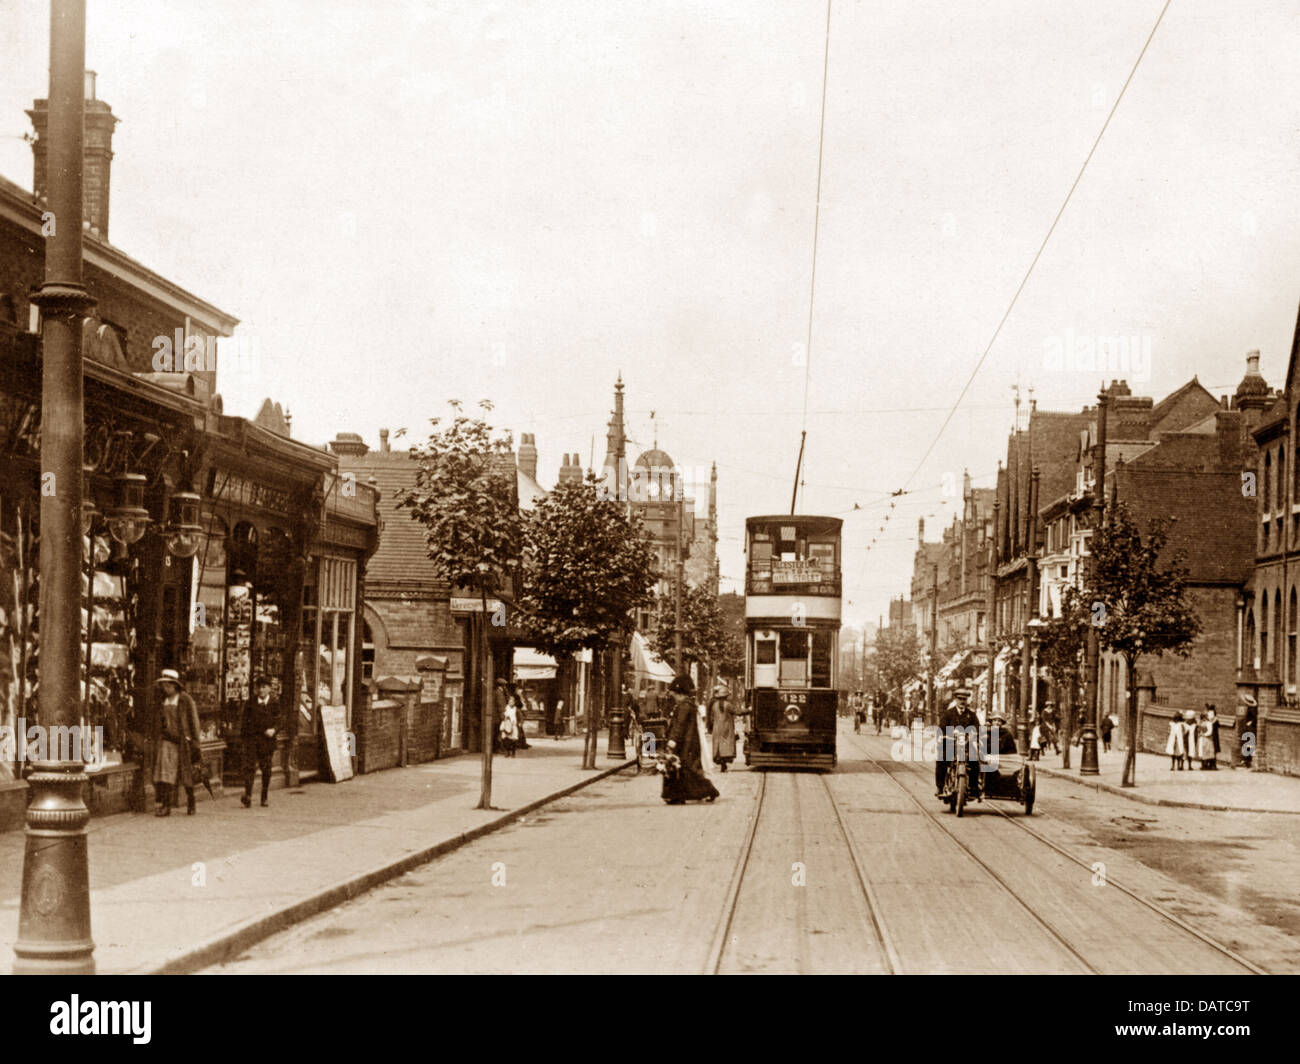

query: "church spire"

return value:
[601, 374, 627, 500]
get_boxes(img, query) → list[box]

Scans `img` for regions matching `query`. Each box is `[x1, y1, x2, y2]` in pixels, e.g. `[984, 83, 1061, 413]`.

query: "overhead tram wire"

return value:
[895, 0, 1173, 496]
[791, 0, 833, 515]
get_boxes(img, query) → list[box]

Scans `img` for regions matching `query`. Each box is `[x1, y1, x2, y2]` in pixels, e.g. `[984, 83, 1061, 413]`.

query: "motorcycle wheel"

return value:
[955, 773, 967, 817]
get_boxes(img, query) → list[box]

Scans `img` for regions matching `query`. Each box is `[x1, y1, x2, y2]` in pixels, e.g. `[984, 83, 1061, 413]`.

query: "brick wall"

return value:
[0, 215, 223, 378]
[357, 697, 401, 774]
[1111, 586, 1238, 738]
[1260, 716, 1300, 776]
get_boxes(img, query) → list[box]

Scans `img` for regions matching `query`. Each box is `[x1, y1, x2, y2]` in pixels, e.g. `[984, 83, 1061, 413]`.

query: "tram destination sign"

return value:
[772, 560, 822, 584]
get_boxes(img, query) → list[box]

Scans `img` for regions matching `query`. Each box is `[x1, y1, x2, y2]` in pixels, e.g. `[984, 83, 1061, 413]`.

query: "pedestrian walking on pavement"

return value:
[708, 679, 739, 772]
[499, 695, 519, 757]
[1166, 712, 1187, 770]
[1196, 709, 1215, 770]
[552, 698, 565, 739]
[153, 669, 201, 817]
[1028, 717, 1043, 761]
[1205, 704, 1220, 770]
[508, 683, 529, 750]
[240, 674, 281, 808]
[1100, 714, 1114, 753]
[660, 674, 719, 805]
[1181, 710, 1199, 771]
[1240, 696, 1258, 768]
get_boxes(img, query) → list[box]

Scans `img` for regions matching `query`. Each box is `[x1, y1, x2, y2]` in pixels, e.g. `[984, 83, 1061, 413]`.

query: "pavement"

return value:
[0, 736, 634, 974]
[1029, 744, 1300, 813]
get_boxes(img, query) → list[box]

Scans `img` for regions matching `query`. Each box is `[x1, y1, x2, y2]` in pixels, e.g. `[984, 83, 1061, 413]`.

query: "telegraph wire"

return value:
[896, 0, 1173, 495]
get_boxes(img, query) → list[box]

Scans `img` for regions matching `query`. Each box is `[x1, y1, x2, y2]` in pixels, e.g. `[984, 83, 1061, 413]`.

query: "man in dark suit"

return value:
[241, 674, 281, 808]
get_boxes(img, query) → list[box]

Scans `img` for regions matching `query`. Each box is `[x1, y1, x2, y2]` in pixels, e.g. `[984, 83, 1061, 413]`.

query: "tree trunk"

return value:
[1060, 676, 1073, 770]
[583, 651, 598, 769]
[1121, 653, 1139, 787]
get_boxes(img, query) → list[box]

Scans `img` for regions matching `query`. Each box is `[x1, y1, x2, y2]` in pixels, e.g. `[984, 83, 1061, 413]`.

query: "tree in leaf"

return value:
[1081, 501, 1200, 787]
[1036, 585, 1089, 767]
[650, 583, 742, 689]
[518, 475, 657, 768]
[395, 400, 523, 810]
[874, 627, 923, 708]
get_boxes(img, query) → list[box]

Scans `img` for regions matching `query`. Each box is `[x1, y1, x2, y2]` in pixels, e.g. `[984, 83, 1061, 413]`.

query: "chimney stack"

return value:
[379, 428, 390, 453]
[28, 70, 118, 240]
[518, 432, 538, 480]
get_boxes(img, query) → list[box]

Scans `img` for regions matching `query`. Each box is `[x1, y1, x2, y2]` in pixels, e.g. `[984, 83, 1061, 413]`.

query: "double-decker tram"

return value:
[743, 515, 842, 770]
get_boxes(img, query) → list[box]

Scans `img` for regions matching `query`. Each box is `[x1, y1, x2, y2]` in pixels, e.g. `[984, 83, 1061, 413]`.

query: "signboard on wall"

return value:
[319, 704, 354, 783]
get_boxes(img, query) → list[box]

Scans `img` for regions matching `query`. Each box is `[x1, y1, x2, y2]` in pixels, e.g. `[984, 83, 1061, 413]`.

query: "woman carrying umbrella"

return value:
[660, 674, 719, 805]
[153, 669, 202, 816]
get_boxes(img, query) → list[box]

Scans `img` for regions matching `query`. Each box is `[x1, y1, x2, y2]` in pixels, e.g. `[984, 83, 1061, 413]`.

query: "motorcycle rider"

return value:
[935, 687, 979, 796]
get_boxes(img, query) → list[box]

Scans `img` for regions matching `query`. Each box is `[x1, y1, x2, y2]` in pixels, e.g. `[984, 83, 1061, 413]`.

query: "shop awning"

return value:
[632, 631, 675, 684]
[513, 647, 557, 680]
[936, 649, 970, 682]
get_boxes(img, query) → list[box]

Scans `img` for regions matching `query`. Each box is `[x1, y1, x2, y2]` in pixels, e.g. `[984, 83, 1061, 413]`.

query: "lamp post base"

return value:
[12, 769, 95, 975]
[607, 709, 626, 760]
[1079, 727, 1100, 775]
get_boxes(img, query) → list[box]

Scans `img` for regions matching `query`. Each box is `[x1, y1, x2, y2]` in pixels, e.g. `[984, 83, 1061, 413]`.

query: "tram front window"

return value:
[779, 630, 809, 686]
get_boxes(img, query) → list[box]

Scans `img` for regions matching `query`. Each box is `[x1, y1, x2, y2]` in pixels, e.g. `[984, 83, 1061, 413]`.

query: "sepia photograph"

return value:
[0, 0, 1295, 1030]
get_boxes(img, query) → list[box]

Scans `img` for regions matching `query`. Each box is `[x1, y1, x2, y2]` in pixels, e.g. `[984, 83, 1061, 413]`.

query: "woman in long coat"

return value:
[662, 675, 719, 804]
[153, 669, 201, 816]
[708, 680, 739, 772]
[1197, 711, 1215, 770]
[1165, 713, 1186, 770]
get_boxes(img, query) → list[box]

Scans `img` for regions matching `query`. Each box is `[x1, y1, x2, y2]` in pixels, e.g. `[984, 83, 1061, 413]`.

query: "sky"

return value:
[2, 0, 1299, 627]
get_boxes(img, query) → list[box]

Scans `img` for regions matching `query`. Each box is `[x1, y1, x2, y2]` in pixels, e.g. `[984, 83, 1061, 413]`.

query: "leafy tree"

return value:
[650, 584, 742, 688]
[1036, 586, 1089, 767]
[395, 400, 523, 809]
[874, 627, 923, 707]
[716, 592, 746, 679]
[519, 475, 657, 768]
[1082, 502, 1200, 787]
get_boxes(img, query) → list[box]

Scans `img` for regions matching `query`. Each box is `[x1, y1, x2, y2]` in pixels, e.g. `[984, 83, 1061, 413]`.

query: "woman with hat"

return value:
[660, 673, 719, 804]
[707, 678, 741, 773]
[153, 669, 201, 816]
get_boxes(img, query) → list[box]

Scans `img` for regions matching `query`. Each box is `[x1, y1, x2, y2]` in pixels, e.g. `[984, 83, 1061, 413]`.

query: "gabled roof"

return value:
[1149, 377, 1219, 437]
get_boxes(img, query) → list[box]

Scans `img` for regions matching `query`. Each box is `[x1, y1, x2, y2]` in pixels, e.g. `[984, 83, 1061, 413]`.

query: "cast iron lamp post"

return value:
[14, 0, 95, 975]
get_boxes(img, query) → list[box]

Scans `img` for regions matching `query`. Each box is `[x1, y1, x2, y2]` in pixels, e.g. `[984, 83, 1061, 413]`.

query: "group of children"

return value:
[1165, 706, 1220, 770]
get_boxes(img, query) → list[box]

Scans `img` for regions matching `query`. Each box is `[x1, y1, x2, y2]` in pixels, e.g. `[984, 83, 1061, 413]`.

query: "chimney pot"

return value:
[379, 428, 389, 453]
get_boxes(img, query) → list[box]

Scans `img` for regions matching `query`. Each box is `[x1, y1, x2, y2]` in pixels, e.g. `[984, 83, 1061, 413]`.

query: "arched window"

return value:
[1275, 589, 1283, 669]
[1264, 451, 1272, 512]
[1245, 608, 1256, 670]
[1290, 588, 1297, 686]
[1260, 596, 1269, 669]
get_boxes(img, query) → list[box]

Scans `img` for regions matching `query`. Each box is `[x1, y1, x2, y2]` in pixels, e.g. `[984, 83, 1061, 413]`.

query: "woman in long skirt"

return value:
[661, 674, 719, 804]
[708, 679, 738, 772]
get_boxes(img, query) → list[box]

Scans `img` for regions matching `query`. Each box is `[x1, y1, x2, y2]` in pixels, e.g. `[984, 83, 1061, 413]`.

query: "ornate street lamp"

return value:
[106, 472, 150, 546]
[163, 491, 203, 558]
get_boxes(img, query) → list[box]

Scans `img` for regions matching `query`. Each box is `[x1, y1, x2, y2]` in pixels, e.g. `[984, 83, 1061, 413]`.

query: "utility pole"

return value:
[14, 0, 95, 974]
[927, 563, 938, 726]
[674, 488, 684, 674]
[1018, 468, 1040, 754]
[1080, 390, 1109, 775]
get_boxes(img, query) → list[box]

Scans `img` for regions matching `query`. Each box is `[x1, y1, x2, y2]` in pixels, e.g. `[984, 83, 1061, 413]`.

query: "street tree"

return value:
[395, 400, 523, 810]
[519, 475, 657, 769]
[1083, 502, 1201, 787]
[874, 627, 923, 708]
[650, 583, 741, 691]
[1036, 586, 1089, 768]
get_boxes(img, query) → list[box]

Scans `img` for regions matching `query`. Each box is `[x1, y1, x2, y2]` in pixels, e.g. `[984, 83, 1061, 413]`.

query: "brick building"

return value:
[1, 76, 376, 828]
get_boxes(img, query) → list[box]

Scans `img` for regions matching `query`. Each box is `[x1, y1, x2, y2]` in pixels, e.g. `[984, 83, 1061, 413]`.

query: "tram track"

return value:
[704, 768, 901, 974]
[849, 729, 1266, 975]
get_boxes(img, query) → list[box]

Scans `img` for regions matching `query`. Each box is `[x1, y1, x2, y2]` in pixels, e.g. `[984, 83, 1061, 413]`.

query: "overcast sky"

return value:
[2, 0, 1299, 626]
